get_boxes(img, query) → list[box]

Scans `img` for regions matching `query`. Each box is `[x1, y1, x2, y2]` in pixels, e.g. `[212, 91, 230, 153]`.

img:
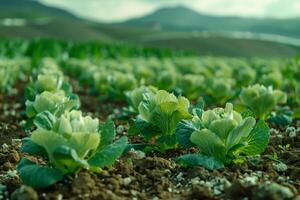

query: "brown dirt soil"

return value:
[0, 85, 299, 200]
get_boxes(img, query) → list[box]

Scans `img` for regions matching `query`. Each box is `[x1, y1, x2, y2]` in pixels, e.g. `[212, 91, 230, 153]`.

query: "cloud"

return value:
[39, 0, 300, 22]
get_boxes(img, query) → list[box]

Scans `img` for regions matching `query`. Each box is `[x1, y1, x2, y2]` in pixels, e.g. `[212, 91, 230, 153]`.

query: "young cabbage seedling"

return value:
[25, 74, 76, 102]
[18, 110, 128, 188]
[176, 103, 270, 170]
[107, 73, 137, 101]
[125, 86, 157, 114]
[240, 84, 287, 119]
[132, 90, 192, 151]
[25, 91, 79, 127]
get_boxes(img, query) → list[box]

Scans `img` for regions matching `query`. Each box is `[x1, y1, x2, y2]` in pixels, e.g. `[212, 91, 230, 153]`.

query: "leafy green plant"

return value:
[125, 86, 157, 113]
[176, 103, 270, 170]
[108, 73, 137, 100]
[155, 70, 177, 91]
[235, 66, 256, 87]
[25, 74, 75, 101]
[25, 91, 80, 128]
[268, 106, 293, 126]
[240, 84, 287, 119]
[131, 90, 192, 151]
[204, 77, 235, 105]
[260, 70, 282, 89]
[18, 111, 128, 188]
[177, 74, 204, 100]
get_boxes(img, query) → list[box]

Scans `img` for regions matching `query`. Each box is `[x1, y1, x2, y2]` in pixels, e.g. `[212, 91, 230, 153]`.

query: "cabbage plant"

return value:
[25, 74, 75, 102]
[107, 73, 137, 100]
[18, 111, 128, 188]
[125, 86, 157, 113]
[204, 77, 235, 105]
[240, 84, 287, 119]
[176, 103, 270, 170]
[132, 90, 192, 151]
[26, 91, 79, 119]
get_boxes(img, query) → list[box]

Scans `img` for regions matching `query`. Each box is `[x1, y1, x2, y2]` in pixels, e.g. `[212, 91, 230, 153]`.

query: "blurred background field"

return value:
[1, 0, 300, 57]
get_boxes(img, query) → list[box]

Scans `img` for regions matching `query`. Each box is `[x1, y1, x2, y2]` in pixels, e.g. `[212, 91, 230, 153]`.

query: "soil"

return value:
[0, 83, 299, 200]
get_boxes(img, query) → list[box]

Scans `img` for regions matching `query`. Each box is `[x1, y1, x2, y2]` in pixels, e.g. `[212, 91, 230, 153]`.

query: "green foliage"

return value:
[240, 84, 287, 119]
[268, 106, 293, 126]
[108, 72, 137, 100]
[133, 90, 192, 150]
[125, 86, 158, 113]
[18, 111, 128, 188]
[25, 91, 79, 120]
[176, 103, 270, 168]
[204, 78, 235, 105]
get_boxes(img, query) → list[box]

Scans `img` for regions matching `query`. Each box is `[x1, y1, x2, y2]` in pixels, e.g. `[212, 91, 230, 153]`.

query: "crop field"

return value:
[0, 39, 299, 200]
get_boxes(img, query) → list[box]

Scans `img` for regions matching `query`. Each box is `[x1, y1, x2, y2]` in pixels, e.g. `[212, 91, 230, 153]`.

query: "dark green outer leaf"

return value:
[156, 134, 177, 150]
[237, 120, 270, 156]
[25, 84, 36, 101]
[52, 145, 89, 173]
[21, 137, 47, 157]
[176, 120, 197, 148]
[88, 136, 128, 168]
[17, 158, 64, 188]
[190, 129, 227, 162]
[33, 111, 56, 130]
[226, 117, 256, 150]
[176, 153, 224, 170]
[135, 118, 160, 141]
[99, 119, 116, 148]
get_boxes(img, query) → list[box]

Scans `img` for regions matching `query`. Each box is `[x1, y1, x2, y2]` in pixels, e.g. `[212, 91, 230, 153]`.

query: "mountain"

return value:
[121, 6, 300, 39]
[0, 0, 77, 19]
[0, 0, 113, 41]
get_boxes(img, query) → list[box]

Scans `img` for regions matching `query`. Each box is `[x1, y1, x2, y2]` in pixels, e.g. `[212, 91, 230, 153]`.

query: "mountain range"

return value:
[121, 6, 300, 39]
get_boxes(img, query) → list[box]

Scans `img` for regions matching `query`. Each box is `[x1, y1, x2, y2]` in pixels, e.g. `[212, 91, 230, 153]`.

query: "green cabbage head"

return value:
[240, 84, 287, 119]
[31, 110, 100, 173]
[176, 103, 269, 169]
[134, 90, 192, 150]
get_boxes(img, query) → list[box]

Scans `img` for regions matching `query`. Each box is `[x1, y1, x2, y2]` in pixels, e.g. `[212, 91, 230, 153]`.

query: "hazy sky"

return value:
[39, 0, 300, 22]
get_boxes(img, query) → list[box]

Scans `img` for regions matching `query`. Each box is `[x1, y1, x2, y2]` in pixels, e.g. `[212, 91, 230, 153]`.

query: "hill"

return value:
[0, 0, 113, 41]
[121, 6, 300, 39]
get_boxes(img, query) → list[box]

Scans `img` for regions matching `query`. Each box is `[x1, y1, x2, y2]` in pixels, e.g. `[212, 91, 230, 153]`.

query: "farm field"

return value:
[0, 39, 299, 200]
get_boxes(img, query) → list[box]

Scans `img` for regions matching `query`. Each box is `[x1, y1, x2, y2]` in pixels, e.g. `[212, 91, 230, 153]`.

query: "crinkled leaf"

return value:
[88, 136, 128, 168]
[17, 158, 64, 188]
[176, 153, 224, 170]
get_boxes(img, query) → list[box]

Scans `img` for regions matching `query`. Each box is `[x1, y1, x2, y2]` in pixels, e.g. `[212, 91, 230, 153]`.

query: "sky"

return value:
[39, 0, 300, 22]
